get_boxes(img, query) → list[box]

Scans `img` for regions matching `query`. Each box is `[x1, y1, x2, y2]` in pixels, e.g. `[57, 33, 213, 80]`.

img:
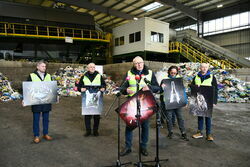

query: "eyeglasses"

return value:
[134, 62, 144, 65]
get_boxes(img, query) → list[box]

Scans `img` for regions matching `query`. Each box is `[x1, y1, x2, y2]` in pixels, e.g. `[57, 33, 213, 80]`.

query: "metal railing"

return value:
[169, 42, 239, 69]
[0, 22, 111, 43]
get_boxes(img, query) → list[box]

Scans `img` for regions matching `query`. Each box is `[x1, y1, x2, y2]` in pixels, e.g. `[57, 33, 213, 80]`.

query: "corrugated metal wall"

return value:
[204, 29, 250, 59]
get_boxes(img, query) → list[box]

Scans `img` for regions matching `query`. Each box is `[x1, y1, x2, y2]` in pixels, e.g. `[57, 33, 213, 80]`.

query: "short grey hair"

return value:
[200, 63, 209, 68]
[36, 60, 46, 66]
[133, 56, 144, 64]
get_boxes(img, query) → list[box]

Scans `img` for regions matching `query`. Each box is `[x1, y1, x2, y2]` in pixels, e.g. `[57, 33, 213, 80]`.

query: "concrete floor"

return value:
[0, 96, 250, 167]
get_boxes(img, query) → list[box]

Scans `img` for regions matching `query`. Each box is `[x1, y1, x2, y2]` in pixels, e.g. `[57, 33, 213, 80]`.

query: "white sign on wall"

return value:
[65, 37, 73, 43]
[95, 65, 103, 75]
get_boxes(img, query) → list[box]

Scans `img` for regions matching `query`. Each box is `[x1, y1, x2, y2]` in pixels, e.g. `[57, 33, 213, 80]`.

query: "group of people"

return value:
[25, 56, 218, 158]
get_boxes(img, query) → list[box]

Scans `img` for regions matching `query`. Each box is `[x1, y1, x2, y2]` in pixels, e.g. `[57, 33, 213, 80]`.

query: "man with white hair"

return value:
[26, 60, 53, 144]
[120, 56, 160, 156]
[78, 63, 106, 137]
[191, 63, 218, 141]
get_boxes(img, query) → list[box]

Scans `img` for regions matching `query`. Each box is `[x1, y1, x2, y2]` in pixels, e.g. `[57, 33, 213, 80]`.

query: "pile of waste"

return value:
[52, 66, 83, 97]
[0, 72, 22, 102]
[103, 74, 119, 95]
[155, 62, 249, 103]
[52, 66, 118, 96]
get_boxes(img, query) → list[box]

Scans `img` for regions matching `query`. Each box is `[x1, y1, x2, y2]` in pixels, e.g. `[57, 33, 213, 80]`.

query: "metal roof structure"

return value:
[1, 0, 249, 30]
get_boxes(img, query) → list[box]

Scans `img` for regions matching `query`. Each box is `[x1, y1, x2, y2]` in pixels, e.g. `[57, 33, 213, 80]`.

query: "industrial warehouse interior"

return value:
[0, 0, 250, 167]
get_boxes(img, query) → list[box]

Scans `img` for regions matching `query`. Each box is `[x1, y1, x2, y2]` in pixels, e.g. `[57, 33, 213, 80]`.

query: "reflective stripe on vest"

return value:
[83, 73, 101, 86]
[30, 73, 51, 82]
[194, 74, 213, 86]
[127, 70, 152, 96]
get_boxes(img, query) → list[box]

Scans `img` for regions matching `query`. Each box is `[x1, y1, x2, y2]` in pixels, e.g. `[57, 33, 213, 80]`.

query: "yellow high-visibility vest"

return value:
[127, 70, 152, 96]
[30, 73, 51, 82]
[82, 73, 101, 86]
[194, 74, 213, 86]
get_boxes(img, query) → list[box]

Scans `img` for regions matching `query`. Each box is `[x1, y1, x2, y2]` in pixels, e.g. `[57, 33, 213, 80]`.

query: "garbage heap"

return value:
[0, 72, 22, 102]
[155, 62, 249, 103]
[52, 66, 118, 96]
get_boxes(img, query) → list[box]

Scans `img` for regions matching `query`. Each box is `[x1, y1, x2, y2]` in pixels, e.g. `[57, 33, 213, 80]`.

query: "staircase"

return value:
[175, 30, 250, 68]
[169, 41, 239, 69]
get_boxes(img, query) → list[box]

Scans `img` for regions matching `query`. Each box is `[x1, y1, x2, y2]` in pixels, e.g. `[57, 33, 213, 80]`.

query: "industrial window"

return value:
[135, 31, 141, 42]
[159, 33, 164, 43]
[129, 33, 135, 43]
[175, 11, 250, 36]
[115, 36, 125, 46]
[120, 36, 124, 45]
[115, 38, 119, 46]
[151, 31, 164, 43]
[215, 18, 223, 31]
[129, 31, 141, 43]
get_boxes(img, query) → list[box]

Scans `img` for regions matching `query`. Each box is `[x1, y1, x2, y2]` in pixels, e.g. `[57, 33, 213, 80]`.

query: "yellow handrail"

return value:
[0, 22, 111, 43]
[169, 42, 239, 69]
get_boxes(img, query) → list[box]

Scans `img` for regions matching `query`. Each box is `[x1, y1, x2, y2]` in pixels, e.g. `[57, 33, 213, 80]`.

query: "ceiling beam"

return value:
[157, 0, 198, 20]
[169, 0, 250, 29]
[147, 0, 210, 19]
[96, 0, 139, 22]
[95, 0, 127, 22]
[100, 1, 154, 27]
[58, 0, 134, 20]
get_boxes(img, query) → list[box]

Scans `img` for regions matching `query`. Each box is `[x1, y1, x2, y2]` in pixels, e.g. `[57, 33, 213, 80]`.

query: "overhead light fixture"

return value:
[141, 2, 163, 12]
[134, 17, 138, 20]
[217, 4, 223, 8]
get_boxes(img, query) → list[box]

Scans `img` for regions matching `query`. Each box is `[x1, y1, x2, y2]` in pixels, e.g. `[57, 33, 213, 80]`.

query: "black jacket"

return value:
[77, 71, 106, 93]
[191, 73, 218, 104]
[27, 70, 52, 112]
[120, 65, 160, 95]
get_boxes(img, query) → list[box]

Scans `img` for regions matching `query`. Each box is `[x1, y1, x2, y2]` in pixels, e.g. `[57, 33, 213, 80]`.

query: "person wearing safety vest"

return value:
[25, 60, 54, 144]
[120, 56, 160, 157]
[160, 66, 189, 141]
[191, 63, 218, 141]
[78, 63, 106, 137]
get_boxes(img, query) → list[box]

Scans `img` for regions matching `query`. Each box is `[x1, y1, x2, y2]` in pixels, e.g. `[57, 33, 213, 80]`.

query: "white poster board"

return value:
[22, 81, 58, 106]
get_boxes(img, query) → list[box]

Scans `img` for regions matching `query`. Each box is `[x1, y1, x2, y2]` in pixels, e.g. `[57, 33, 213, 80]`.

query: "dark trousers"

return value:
[33, 111, 49, 137]
[84, 115, 100, 132]
[166, 108, 186, 134]
[172, 112, 176, 124]
[198, 116, 211, 135]
[125, 120, 149, 149]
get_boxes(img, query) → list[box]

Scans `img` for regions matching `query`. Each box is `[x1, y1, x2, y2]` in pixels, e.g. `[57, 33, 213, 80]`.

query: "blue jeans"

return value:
[33, 112, 50, 137]
[166, 108, 186, 134]
[198, 116, 211, 135]
[125, 120, 149, 149]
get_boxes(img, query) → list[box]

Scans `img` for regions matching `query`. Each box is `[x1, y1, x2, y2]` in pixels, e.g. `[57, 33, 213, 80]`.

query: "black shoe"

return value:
[141, 148, 148, 156]
[93, 130, 99, 136]
[181, 133, 189, 141]
[120, 148, 131, 156]
[167, 132, 173, 139]
[84, 131, 91, 137]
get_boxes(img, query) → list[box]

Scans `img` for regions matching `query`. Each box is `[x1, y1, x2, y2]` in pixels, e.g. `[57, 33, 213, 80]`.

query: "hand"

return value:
[161, 83, 166, 88]
[142, 85, 149, 91]
[184, 104, 188, 109]
[57, 96, 60, 104]
[22, 100, 24, 107]
[81, 88, 87, 92]
[213, 104, 217, 107]
[100, 88, 105, 92]
[127, 88, 135, 95]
